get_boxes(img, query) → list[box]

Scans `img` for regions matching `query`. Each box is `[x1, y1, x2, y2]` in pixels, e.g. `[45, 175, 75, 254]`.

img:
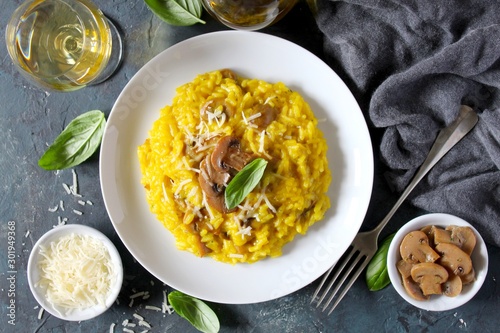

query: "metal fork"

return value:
[311, 105, 479, 315]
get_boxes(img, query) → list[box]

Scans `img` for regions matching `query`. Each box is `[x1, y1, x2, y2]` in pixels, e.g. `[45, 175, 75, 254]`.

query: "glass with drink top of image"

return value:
[5, 0, 123, 92]
[202, 0, 298, 30]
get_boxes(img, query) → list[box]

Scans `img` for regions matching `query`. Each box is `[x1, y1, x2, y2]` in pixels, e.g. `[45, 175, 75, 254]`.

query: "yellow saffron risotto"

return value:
[138, 70, 331, 264]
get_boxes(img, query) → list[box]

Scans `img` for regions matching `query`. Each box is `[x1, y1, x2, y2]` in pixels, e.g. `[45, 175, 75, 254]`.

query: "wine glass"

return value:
[201, 0, 297, 30]
[5, 0, 123, 92]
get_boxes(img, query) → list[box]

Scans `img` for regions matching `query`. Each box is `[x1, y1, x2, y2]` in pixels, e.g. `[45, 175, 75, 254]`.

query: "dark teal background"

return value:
[1, 1, 498, 332]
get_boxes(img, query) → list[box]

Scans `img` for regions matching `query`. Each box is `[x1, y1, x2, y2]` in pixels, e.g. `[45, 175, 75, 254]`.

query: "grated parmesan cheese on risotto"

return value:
[138, 69, 331, 264]
[36, 233, 116, 313]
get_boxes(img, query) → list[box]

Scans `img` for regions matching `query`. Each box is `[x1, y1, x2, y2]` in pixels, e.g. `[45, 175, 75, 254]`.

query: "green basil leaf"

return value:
[168, 291, 220, 333]
[38, 110, 106, 170]
[225, 158, 268, 210]
[365, 233, 396, 291]
[144, 0, 206, 26]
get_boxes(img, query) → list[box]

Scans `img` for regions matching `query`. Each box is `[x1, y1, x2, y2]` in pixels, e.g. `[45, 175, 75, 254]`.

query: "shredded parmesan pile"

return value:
[36, 233, 116, 313]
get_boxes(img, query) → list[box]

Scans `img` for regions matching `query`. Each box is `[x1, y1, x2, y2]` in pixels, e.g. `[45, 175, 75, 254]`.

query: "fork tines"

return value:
[310, 245, 370, 315]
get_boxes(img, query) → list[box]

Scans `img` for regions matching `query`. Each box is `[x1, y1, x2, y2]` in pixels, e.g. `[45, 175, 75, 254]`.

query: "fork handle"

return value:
[372, 105, 478, 237]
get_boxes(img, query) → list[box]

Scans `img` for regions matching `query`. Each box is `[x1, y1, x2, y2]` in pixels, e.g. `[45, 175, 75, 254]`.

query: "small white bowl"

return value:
[387, 213, 488, 311]
[27, 224, 123, 321]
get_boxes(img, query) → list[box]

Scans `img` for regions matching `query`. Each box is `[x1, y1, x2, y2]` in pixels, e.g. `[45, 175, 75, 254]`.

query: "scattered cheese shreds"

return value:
[161, 183, 169, 203]
[133, 313, 144, 321]
[37, 307, 44, 320]
[145, 305, 161, 311]
[73, 209, 83, 216]
[130, 291, 145, 299]
[262, 189, 277, 214]
[62, 183, 72, 195]
[174, 179, 192, 196]
[36, 233, 116, 314]
[57, 216, 65, 226]
[201, 191, 215, 220]
[247, 112, 262, 122]
[71, 169, 78, 195]
[162, 290, 174, 314]
[236, 225, 252, 238]
[187, 186, 198, 200]
[241, 111, 249, 125]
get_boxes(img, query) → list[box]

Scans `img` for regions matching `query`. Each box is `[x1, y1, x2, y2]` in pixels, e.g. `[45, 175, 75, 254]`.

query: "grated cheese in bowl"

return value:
[28, 224, 123, 321]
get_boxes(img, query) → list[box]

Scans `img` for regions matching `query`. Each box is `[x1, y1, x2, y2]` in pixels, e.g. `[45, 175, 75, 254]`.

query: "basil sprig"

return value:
[168, 291, 220, 333]
[144, 0, 206, 26]
[225, 158, 268, 210]
[38, 110, 106, 170]
[365, 233, 395, 291]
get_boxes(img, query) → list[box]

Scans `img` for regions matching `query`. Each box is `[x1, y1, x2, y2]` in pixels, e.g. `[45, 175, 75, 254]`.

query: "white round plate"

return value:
[27, 224, 123, 321]
[100, 31, 373, 304]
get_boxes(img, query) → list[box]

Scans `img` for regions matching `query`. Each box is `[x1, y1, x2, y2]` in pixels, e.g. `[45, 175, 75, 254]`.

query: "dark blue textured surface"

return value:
[1, 1, 498, 332]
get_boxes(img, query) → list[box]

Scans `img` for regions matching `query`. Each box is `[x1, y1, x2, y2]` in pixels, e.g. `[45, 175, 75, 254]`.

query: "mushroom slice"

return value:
[460, 267, 476, 285]
[211, 136, 253, 174]
[198, 156, 234, 214]
[411, 262, 449, 296]
[420, 225, 434, 244]
[429, 226, 454, 247]
[446, 225, 477, 256]
[435, 243, 473, 276]
[251, 104, 279, 129]
[400, 230, 440, 264]
[443, 274, 463, 297]
[397, 259, 414, 279]
[402, 276, 429, 301]
[199, 156, 227, 197]
[208, 195, 236, 214]
[219, 68, 238, 81]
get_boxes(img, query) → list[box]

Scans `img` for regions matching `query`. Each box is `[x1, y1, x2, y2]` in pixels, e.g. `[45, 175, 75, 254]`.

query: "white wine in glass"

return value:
[5, 0, 122, 92]
[201, 0, 297, 30]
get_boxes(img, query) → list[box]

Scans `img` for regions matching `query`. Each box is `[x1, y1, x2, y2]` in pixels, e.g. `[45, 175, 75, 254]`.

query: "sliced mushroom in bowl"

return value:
[387, 213, 488, 311]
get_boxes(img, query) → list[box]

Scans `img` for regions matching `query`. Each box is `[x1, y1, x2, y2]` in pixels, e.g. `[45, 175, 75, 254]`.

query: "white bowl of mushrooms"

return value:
[387, 213, 488, 311]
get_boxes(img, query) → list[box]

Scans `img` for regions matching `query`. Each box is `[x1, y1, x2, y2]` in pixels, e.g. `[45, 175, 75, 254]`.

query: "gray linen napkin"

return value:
[314, 0, 500, 246]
